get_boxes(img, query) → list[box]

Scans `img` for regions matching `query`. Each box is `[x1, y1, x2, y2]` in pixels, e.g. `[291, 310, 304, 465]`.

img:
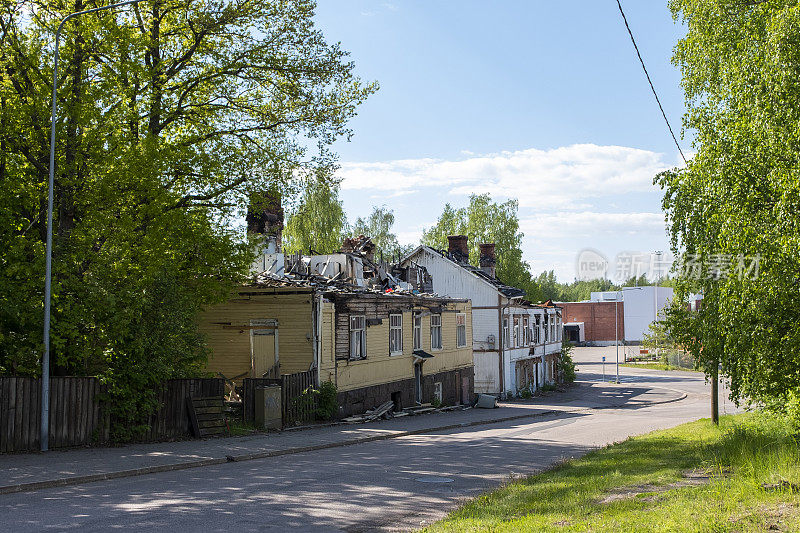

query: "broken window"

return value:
[523, 316, 529, 346]
[456, 313, 467, 348]
[413, 312, 422, 350]
[389, 313, 403, 355]
[431, 314, 442, 350]
[350, 315, 366, 359]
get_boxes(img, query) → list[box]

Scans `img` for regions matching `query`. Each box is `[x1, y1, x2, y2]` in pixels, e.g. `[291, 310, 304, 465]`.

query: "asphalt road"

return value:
[0, 347, 733, 532]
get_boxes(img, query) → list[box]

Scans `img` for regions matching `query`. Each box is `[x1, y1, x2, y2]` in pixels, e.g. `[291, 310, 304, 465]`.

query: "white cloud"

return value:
[520, 211, 667, 239]
[339, 143, 675, 283]
[339, 144, 676, 209]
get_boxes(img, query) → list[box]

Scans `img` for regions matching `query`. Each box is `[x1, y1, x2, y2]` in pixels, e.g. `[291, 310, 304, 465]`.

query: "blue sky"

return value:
[313, 1, 688, 281]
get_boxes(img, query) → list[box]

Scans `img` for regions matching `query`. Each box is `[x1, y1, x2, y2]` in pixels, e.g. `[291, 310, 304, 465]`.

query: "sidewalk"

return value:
[0, 381, 685, 494]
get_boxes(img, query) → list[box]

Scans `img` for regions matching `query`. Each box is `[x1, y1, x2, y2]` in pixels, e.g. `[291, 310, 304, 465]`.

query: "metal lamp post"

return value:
[614, 286, 643, 384]
[41, 0, 146, 452]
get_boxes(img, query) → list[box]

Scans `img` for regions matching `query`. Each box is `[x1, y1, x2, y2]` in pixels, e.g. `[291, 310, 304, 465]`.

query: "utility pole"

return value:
[42, 0, 146, 451]
[711, 357, 719, 425]
[653, 251, 662, 361]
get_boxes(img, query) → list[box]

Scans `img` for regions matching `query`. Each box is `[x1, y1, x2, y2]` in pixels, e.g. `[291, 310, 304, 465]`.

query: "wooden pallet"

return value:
[188, 396, 226, 438]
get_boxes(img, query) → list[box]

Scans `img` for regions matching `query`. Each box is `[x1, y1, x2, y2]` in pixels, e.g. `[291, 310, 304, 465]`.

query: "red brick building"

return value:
[559, 301, 624, 344]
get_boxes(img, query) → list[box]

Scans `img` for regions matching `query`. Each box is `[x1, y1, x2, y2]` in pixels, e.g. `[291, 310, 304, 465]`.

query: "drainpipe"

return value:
[313, 292, 323, 385]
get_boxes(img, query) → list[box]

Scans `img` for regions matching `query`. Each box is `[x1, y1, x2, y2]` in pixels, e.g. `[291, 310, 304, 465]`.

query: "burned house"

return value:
[199, 201, 474, 417]
[401, 236, 563, 397]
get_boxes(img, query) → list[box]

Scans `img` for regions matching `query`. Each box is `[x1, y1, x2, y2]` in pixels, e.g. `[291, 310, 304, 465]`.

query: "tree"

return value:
[422, 194, 541, 300]
[0, 0, 375, 439]
[350, 206, 408, 260]
[657, 0, 800, 408]
[283, 178, 348, 254]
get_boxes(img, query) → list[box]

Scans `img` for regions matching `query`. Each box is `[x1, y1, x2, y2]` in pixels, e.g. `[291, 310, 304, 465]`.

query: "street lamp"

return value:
[615, 286, 643, 384]
[41, 0, 146, 452]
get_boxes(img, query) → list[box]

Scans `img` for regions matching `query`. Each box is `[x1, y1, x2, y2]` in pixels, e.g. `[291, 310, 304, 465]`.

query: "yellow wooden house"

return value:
[199, 279, 474, 417]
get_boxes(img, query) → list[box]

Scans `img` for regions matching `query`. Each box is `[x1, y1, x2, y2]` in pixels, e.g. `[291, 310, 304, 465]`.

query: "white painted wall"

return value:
[621, 286, 673, 342]
[403, 247, 563, 395]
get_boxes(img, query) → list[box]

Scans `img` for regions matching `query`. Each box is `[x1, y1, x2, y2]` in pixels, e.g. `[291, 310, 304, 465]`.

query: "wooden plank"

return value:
[0, 379, 7, 452]
[5, 378, 16, 452]
[197, 419, 225, 428]
[16, 378, 28, 451]
[85, 379, 94, 443]
[27, 378, 37, 451]
[62, 378, 72, 447]
[14, 378, 24, 451]
[77, 378, 86, 444]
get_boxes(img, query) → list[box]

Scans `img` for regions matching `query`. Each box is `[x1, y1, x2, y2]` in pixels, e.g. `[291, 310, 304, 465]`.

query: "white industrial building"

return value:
[589, 286, 674, 343]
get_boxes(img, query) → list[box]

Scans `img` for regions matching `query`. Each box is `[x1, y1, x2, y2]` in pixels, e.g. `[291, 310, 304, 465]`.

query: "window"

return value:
[431, 314, 442, 350]
[523, 316, 529, 345]
[513, 317, 520, 347]
[543, 315, 549, 342]
[349, 315, 366, 359]
[534, 316, 541, 344]
[503, 318, 509, 348]
[456, 313, 467, 348]
[389, 313, 403, 355]
[413, 313, 422, 350]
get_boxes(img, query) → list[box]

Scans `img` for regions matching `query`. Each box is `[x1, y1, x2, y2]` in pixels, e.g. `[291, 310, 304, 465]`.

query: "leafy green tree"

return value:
[350, 206, 409, 260]
[657, 0, 800, 407]
[422, 194, 541, 300]
[0, 0, 374, 438]
[283, 178, 349, 254]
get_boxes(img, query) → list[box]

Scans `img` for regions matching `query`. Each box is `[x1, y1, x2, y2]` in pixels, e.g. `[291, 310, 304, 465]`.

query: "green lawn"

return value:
[424, 414, 800, 532]
[620, 362, 701, 372]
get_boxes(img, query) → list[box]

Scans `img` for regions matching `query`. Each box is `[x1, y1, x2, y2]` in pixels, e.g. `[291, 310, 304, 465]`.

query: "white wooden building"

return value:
[401, 236, 562, 396]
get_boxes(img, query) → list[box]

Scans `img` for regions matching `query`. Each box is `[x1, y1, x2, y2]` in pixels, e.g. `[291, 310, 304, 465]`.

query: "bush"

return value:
[559, 340, 577, 383]
[519, 387, 532, 399]
[315, 380, 338, 420]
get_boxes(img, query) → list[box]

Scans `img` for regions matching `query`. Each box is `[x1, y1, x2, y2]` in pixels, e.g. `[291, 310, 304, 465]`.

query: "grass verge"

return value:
[620, 362, 700, 372]
[424, 413, 800, 532]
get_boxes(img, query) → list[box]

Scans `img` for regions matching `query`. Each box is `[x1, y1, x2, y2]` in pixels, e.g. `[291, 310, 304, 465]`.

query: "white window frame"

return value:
[523, 316, 529, 346]
[413, 312, 422, 350]
[456, 313, 467, 348]
[514, 317, 520, 348]
[430, 314, 443, 351]
[389, 313, 403, 355]
[503, 317, 509, 348]
[349, 315, 366, 360]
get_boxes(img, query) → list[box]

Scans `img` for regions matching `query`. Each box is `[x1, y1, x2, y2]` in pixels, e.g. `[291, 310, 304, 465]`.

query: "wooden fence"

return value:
[282, 370, 318, 426]
[243, 370, 318, 427]
[0, 377, 108, 453]
[0, 377, 223, 453]
[144, 378, 224, 441]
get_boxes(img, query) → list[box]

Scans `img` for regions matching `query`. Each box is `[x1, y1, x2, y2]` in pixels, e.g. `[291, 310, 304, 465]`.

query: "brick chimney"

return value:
[479, 243, 496, 278]
[447, 235, 469, 264]
[246, 191, 283, 252]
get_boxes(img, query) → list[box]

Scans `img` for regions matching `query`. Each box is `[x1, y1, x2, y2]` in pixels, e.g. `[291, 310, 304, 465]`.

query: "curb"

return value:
[0, 387, 687, 496]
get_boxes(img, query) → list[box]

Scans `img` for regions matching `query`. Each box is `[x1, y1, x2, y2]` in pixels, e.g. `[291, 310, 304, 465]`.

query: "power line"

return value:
[615, 0, 687, 165]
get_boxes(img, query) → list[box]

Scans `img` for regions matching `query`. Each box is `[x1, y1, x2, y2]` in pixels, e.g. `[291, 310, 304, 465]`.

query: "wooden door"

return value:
[250, 319, 278, 377]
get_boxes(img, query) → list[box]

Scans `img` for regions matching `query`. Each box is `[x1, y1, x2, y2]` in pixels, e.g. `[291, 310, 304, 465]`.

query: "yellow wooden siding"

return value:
[198, 292, 314, 380]
[319, 301, 473, 392]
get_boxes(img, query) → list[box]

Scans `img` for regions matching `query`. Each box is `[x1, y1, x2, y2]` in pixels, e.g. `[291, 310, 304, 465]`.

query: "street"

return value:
[0, 347, 733, 532]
